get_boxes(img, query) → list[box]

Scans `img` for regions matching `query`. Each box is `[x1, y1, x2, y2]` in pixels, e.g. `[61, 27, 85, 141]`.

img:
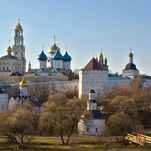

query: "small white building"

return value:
[8, 79, 40, 111]
[0, 89, 8, 111]
[78, 89, 105, 135]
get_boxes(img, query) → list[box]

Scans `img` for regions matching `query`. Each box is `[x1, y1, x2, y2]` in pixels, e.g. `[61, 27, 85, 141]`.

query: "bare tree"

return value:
[0, 109, 34, 149]
[39, 94, 85, 145]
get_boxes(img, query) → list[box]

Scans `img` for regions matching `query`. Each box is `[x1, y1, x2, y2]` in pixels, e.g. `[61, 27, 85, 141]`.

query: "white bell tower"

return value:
[87, 89, 97, 110]
[12, 21, 26, 73]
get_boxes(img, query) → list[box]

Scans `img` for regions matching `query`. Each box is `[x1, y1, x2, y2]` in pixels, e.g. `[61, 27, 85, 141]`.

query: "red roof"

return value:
[82, 58, 108, 70]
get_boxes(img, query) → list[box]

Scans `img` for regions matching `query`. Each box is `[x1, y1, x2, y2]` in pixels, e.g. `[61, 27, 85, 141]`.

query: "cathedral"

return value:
[0, 22, 72, 79]
[0, 22, 26, 75]
[37, 39, 71, 71]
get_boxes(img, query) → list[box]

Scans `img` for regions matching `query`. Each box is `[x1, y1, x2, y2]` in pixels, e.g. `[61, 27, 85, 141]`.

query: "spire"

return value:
[48, 35, 59, 56]
[95, 53, 98, 61]
[7, 46, 12, 56]
[128, 48, 133, 63]
[42, 43, 44, 50]
[8, 39, 11, 45]
[28, 61, 31, 72]
[104, 57, 107, 65]
[53, 34, 56, 44]
[99, 49, 104, 64]
[7, 39, 12, 55]
[65, 44, 68, 52]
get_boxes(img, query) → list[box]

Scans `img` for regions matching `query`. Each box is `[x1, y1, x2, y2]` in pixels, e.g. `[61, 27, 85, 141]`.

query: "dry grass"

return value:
[0, 135, 150, 151]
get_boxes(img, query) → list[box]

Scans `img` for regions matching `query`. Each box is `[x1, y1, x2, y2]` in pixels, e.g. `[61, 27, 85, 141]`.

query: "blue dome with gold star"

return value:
[38, 50, 47, 61]
[53, 49, 63, 60]
[63, 51, 72, 62]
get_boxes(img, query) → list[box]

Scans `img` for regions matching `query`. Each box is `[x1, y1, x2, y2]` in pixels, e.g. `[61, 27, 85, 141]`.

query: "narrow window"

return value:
[96, 128, 98, 133]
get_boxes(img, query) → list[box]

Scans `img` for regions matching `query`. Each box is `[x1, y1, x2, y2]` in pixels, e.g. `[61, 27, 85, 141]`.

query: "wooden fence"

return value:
[126, 133, 151, 146]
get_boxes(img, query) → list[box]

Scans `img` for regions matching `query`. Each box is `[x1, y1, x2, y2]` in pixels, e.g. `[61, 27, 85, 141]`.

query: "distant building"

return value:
[78, 89, 105, 135]
[0, 22, 26, 75]
[0, 22, 72, 83]
[0, 89, 8, 111]
[79, 53, 109, 98]
[9, 79, 40, 113]
[27, 37, 72, 78]
[79, 52, 136, 98]
[122, 52, 139, 79]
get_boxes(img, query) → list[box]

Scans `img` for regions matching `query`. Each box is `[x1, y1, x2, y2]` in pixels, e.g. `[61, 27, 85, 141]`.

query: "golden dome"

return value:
[49, 43, 58, 55]
[19, 78, 28, 88]
[15, 22, 22, 31]
[129, 52, 133, 57]
[7, 46, 12, 55]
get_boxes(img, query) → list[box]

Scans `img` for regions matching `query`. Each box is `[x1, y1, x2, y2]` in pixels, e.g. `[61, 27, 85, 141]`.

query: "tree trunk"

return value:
[60, 126, 65, 145]
[65, 123, 75, 145]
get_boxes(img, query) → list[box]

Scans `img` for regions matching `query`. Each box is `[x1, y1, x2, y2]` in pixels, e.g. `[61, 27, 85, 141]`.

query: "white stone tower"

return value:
[12, 21, 26, 73]
[79, 54, 108, 98]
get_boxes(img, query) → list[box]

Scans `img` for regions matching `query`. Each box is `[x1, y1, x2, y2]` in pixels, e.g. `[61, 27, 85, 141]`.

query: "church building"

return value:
[0, 22, 26, 75]
[47, 37, 71, 70]
[122, 52, 139, 78]
[78, 89, 105, 135]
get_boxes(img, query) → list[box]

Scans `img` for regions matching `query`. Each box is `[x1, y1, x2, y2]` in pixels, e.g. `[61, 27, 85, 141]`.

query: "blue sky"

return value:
[0, 0, 151, 74]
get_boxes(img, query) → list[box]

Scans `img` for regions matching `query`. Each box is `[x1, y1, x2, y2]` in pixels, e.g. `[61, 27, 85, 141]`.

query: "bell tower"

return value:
[12, 21, 26, 73]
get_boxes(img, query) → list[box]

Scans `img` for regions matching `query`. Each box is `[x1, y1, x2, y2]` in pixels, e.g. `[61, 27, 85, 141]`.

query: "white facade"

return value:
[122, 70, 139, 79]
[78, 118, 105, 135]
[79, 70, 108, 98]
[63, 61, 71, 70]
[39, 61, 47, 69]
[0, 57, 23, 73]
[78, 89, 105, 135]
[108, 77, 131, 90]
[53, 60, 63, 69]
[0, 93, 8, 111]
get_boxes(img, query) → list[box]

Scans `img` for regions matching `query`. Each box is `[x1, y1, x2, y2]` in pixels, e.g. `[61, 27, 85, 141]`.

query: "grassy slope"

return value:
[0, 135, 150, 151]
